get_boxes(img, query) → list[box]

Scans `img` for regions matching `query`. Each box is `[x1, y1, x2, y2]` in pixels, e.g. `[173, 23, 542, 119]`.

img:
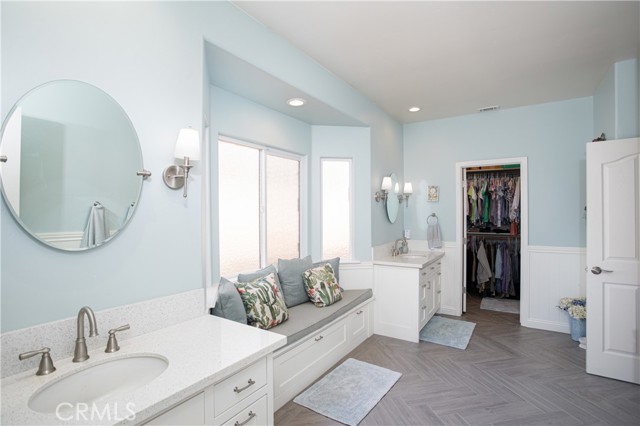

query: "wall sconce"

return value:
[374, 176, 392, 202]
[163, 128, 200, 198]
[399, 182, 413, 206]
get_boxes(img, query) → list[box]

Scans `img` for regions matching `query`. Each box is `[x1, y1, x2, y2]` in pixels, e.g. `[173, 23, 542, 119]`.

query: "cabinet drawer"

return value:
[419, 303, 428, 328]
[274, 319, 348, 395]
[214, 358, 266, 417]
[220, 395, 267, 426]
[349, 305, 369, 345]
[419, 280, 429, 302]
[419, 267, 430, 284]
[143, 392, 205, 426]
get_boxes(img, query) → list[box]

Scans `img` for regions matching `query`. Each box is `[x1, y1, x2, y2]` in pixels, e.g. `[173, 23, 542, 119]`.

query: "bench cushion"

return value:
[270, 289, 373, 347]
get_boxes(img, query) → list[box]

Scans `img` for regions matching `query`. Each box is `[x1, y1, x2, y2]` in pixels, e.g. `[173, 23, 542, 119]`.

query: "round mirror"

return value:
[0, 80, 144, 251]
[386, 173, 400, 223]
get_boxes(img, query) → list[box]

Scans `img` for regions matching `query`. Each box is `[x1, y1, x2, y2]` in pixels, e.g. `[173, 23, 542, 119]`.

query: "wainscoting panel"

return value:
[405, 240, 586, 334]
[525, 246, 586, 333]
[340, 262, 374, 290]
[374, 240, 585, 333]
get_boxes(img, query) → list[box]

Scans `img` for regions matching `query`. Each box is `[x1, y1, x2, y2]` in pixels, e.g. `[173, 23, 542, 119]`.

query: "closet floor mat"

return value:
[480, 297, 519, 314]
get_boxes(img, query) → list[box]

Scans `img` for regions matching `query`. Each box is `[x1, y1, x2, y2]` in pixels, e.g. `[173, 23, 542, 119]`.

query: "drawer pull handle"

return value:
[356, 310, 363, 315]
[437, 290, 441, 294]
[234, 411, 256, 426]
[421, 272, 427, 276]
[422, 306, 427, 310]
[421, 284, 427, 288]
[233, 379, 256, 394]
[315, 335, 324, 342]
[430, 267, 435, 270]
[437, 272, 442, 276]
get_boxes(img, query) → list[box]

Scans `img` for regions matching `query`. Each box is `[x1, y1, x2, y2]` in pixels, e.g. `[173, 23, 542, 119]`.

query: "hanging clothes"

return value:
[476, 241, 492, 289]
[466, 235, 520, 299]
[465, 171, 520, 234]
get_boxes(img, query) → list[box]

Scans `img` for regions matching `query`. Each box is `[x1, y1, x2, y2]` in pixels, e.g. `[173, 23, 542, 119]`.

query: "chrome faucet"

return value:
[73, 306, 98, 362]
[392, 237, 408, 256]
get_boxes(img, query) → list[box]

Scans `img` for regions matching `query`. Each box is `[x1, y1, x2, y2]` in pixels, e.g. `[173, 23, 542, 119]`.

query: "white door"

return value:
[586, 137, 640, 384]
[462, 167, 468, 313]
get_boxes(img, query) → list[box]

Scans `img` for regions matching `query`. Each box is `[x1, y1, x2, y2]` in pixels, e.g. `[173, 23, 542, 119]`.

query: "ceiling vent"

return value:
[478, 105, 500, 113]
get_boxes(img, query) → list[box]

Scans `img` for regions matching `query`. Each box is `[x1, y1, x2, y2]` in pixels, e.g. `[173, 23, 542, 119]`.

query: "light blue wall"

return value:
[594, 59, 639, 139]
[615, 59, 639, 139]
[370, 121, 405, 245]
[310, 126, 372, 262]
[594, 64, 616, 139]
[404, 97, 593, 248]
[209, 86, 312, 282]
[1, 1, 402, 331]
[1, 1, 206, 331]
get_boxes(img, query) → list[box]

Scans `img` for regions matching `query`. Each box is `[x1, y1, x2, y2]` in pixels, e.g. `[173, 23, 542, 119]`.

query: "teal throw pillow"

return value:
[211, 277, 247, 324]
[277, 256, 313, 308]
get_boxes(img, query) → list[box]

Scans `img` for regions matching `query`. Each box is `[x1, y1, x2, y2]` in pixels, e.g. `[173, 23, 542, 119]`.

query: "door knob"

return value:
[591, 266, 613, 275]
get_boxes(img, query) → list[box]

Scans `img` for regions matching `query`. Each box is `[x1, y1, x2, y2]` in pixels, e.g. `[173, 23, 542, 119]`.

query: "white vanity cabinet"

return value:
[144, 392, 206, 425]
[143, 357, 273, 426]
[374, 255, 443, 343]
[1, 315, 286, 426]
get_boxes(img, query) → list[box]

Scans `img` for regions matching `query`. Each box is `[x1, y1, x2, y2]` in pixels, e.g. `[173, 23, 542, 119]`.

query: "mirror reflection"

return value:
[0, 80, 143, 251]
[386, 173, 400, 223]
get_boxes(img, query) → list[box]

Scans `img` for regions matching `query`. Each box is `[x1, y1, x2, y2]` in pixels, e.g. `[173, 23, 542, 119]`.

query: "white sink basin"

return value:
[398, 254, 429, 260]
[28, 354, 168, 414]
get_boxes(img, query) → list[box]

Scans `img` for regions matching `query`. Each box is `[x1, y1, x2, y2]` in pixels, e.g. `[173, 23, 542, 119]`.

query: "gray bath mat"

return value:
[293, 358, 401, 425]
[480, 297, 520, 314]
[419, 315, 476, 350]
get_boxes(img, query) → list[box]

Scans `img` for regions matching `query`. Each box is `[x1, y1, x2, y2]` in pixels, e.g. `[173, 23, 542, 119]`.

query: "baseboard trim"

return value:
[522, 318, 569, 334]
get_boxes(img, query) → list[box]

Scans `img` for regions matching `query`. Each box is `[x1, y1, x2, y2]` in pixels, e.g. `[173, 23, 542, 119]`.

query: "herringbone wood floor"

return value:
[275, 296, 640, 426]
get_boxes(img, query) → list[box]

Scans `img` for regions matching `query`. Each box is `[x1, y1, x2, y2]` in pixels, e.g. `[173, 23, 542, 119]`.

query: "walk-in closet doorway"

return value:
[455, 158, 529, 327]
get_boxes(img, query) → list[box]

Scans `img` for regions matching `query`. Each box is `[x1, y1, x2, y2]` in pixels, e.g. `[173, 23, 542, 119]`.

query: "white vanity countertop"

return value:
[373, 251, 445, 269]
[1, 315, 286, 426]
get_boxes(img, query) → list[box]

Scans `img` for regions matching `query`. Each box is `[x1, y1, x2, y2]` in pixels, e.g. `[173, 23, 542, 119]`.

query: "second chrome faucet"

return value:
[73, 306, 98, 362]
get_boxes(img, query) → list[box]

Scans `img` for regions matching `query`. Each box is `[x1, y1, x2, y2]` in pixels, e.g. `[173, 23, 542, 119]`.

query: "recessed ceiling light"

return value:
[408, 106, 421, 112]
[287, 98, 306, 107]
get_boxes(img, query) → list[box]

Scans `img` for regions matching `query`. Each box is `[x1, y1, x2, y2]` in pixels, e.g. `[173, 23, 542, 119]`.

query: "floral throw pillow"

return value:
[303, 264, 343, 307]
[235, 272, 289, 329]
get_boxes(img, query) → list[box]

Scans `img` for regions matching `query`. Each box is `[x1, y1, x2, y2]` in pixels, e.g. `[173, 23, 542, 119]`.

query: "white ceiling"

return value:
[205, 42, 365, 126]
[233, 1, 640, 123]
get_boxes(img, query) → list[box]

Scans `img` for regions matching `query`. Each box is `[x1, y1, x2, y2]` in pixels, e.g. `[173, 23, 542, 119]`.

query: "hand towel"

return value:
[81, 202, 107, 248]
[427, 220, 443, 249]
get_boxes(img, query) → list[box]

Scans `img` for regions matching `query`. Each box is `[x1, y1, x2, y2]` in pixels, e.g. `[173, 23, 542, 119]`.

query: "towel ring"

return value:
[427, 213, 438, 225]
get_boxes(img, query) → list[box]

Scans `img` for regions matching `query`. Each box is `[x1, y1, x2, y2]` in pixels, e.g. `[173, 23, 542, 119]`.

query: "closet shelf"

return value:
[467, 232, 519, 237]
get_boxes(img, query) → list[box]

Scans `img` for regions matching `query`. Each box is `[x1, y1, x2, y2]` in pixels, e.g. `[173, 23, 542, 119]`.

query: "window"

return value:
[321, 158, 352, 260]
[218, 138, 301, 277]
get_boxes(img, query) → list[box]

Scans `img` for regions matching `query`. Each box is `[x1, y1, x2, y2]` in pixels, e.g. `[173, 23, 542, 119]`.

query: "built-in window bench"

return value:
[268, 289, 374, 410]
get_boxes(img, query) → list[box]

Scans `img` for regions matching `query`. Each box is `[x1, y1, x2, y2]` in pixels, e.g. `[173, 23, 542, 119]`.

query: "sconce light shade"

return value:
[381, 176, 392, 192]
[403, 182, 413, 195]
[163, 127, 200, 198]
[400, 181, 413, 207]
[174, 128, 200, 160]
[375, 176, 393, 203]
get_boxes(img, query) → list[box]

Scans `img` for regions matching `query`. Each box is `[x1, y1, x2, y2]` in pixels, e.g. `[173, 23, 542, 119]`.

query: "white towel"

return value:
[81, 203, 107, 248]
[427, 220, 443, 249]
